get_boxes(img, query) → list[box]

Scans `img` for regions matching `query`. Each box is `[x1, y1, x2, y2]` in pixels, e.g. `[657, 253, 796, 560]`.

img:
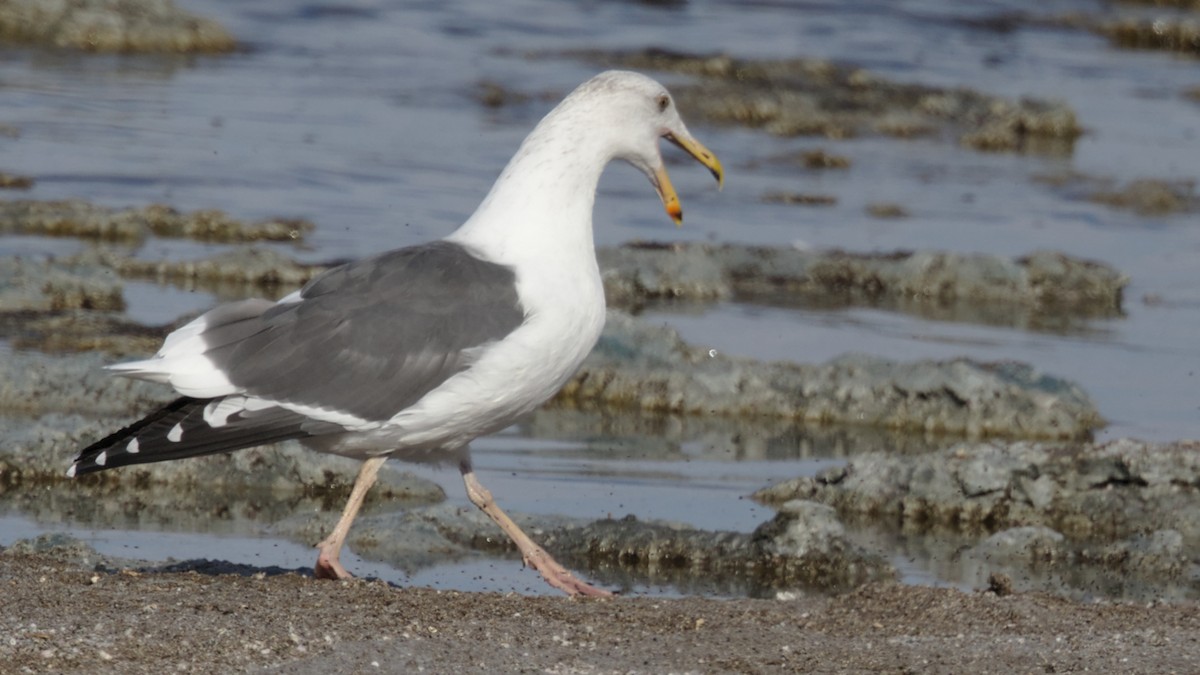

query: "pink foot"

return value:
[524, 550, 612, 597]
[314, 550, 352, 580]
[550, 573, 613, 598]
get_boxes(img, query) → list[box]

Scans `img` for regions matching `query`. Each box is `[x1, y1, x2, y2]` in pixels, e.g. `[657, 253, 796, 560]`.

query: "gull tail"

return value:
[68, 397, 320, 477]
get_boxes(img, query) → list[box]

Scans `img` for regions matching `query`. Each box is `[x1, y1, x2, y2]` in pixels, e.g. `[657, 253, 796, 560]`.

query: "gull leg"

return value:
[314, 455, 387, 580]
[459, 459, 611, 598]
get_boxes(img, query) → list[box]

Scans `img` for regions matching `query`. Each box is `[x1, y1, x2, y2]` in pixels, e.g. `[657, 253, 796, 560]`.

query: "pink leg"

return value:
[459, 459, 611, 598]
[314, 455, 387, 580]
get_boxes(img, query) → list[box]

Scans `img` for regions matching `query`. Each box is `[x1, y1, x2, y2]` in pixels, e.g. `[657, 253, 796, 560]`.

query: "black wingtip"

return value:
[68, 397, 201, 477]
[68, 395, 322, 477]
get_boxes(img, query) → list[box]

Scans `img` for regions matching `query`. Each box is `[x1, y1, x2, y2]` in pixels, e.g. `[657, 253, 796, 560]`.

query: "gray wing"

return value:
[204, 241, 526, 422]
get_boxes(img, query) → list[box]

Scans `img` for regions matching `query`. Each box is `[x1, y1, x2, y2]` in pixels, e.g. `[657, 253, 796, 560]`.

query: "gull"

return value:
[69, 70, 724, 597]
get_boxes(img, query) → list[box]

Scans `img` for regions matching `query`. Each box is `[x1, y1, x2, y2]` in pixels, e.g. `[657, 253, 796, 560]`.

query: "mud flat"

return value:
[0, 0, 236, 53]
[0, 200, 312, 243]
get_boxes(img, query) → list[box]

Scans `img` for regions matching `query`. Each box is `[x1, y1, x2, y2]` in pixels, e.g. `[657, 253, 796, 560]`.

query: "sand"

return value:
[3, 551, 1198, 674]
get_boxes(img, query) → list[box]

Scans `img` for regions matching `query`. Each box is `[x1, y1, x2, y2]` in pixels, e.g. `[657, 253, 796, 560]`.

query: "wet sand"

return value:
[4, 551, 1198, 674]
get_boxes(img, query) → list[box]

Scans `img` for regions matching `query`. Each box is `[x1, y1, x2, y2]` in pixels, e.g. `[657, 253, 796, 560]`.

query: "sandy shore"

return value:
[3, 551, 1198, 674]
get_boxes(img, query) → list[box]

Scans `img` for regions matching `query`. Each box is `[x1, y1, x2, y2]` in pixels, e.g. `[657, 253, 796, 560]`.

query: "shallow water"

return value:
[3, 0, 1200, 596]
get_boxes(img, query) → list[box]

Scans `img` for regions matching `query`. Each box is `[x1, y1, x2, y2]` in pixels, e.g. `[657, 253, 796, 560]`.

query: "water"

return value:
[2, 0, 1199, 595]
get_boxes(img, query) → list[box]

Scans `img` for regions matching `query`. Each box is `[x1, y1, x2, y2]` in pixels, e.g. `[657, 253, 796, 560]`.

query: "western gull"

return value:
[68, 70, 724, 597]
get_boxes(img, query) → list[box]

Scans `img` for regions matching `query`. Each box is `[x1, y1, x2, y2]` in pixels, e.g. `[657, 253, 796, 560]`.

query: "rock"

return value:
[755, 499, 846, 557]
[555, 312, 1104, 440]
[969, 526, 1066, 564]
[598, 243, 1127, 324]
[1098, 17, 1200, 56]
[755, 439, 1200, 544]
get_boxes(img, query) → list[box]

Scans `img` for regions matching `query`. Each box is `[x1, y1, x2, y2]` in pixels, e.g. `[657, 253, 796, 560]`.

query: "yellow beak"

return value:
[653, 132, 724, 226]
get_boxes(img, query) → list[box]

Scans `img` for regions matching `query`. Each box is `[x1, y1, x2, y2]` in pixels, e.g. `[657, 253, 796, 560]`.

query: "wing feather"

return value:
[112, 241, 526, 424]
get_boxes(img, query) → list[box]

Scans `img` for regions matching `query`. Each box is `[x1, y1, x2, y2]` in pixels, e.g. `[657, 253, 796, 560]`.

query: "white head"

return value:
[536, 70, 724, 225]
[454, 71, 725, 259]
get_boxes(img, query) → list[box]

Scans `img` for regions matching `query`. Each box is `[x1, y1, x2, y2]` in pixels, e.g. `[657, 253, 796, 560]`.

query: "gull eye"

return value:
[656, 94, 670, 112]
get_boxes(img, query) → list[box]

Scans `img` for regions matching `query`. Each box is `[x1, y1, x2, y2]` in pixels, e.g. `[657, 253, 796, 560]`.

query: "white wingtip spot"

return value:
[203, 397, 246, 428]
[95, 450, 107, 466]
[168, 423, 183, 443]
[126, 438, 140, 454]
[65, 464, 77, 478]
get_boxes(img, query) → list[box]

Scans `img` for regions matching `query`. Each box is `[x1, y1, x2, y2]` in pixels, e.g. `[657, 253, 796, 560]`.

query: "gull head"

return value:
[560, 70, 724, 226]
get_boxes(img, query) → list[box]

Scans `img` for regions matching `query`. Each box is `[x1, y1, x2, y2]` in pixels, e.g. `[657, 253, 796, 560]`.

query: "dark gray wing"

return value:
[206, 241, 526, 422]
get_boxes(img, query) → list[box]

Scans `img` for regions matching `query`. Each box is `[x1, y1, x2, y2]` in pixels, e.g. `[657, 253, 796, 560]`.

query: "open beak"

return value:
[652, 131, 724, 226]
